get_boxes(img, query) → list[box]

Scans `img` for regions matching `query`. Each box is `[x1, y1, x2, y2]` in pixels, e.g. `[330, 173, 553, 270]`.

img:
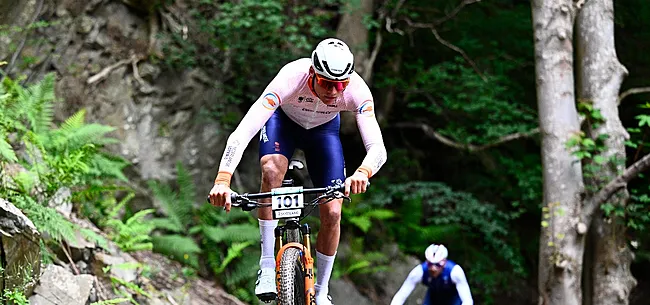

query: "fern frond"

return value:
[80, 228, 109, 250]
[151, 234, 201, 268]
[60, 109, 86, 132]
[0, 132, 17, 162]
[148, 178, 192, 231]
[213, 241, 253, 274]
[48, 123, 116, 152]
[175, 162, 196, 204]
[202, 224, 260, 244]
[25, 73, 56, 135]
[88, 154, 129, 182]
[224, 253, 259, 287]
[150, 218, 183, 232]
[11, 196, 77, 243]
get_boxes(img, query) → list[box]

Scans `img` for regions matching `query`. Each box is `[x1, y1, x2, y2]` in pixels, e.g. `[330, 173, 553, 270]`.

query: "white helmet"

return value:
[425, 244, 448, 264]
[311, 38, 355, 80]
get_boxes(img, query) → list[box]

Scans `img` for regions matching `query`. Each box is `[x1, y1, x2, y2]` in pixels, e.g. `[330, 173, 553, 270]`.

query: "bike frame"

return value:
[212, 160, 349, 305]
[274, 176, 316, 305]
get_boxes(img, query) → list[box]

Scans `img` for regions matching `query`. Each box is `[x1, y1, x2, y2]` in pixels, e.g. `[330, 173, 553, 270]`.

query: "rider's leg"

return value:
[302, 114, 345, 303]
[315, 198, 343, 301]
[256, 109, 295, 299]
[258, 154, 289, 269]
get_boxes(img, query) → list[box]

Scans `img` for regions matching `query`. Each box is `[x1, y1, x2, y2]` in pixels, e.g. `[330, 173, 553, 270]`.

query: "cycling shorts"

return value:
[259, 108, 346, 188]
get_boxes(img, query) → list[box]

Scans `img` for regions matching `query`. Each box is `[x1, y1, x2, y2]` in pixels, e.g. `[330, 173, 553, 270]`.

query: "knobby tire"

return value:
[278, 247, 306, 305]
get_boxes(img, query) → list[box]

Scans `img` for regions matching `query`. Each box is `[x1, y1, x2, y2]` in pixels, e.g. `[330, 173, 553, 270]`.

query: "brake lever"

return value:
[331, 191, 351, 202]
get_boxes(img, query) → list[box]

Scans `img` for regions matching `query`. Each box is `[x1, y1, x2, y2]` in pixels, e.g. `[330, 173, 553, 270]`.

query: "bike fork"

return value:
[302, 223, 316, 305]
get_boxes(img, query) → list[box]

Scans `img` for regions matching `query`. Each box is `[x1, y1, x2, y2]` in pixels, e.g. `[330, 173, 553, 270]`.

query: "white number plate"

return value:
[271, 187, 304, 219]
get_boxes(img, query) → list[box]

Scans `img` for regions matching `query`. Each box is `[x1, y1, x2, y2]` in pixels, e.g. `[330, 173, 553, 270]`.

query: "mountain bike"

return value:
[219, 160, 351, 305]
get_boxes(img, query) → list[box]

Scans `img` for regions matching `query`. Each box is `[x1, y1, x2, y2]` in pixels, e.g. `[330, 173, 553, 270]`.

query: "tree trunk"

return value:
[532, 1, 585, 305]
[377, 50, 402, 125]
[336, 0, 374, 83]
[336, 0, 374, 136]
[576, 1, 637, 304]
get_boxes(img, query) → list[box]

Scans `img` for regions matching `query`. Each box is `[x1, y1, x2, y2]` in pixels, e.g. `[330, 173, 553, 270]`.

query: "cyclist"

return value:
[208, 38, 387, 305]
[390, 244, 474, 305]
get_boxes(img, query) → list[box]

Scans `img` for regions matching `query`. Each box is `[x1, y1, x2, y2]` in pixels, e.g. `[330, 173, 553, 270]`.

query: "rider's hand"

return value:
[209, 183, 233, 212]
[345, 171, 369, 196]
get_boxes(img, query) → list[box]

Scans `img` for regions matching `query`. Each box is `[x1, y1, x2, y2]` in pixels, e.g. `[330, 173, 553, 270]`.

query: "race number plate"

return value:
[271, 187, 304, 219]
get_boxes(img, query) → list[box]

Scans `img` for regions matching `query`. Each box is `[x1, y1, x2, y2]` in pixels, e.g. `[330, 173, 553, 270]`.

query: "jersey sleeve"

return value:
[214, 64, 296, 186]
[350, 76, 387, 178]
[451, 265, 474, 305]
[390, 265, 423, 305]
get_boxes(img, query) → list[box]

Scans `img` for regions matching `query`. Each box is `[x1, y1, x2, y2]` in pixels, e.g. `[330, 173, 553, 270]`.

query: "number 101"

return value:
[276, 195, 299, 208]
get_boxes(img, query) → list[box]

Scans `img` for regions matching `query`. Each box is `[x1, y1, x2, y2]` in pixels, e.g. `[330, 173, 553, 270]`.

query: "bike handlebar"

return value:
[207, 183, 353, 211]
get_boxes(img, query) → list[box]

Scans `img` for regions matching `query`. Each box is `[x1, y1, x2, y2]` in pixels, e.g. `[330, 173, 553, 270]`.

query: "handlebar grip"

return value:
[206, 193, 240, 205]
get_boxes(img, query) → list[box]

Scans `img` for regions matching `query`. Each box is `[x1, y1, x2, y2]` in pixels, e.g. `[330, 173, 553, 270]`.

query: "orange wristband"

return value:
[214, 171, 232, 187]
[355, 166, 372, 178]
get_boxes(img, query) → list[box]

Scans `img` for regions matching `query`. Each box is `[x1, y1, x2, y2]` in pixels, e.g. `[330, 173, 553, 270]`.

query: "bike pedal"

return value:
[257, 292, 277, 303]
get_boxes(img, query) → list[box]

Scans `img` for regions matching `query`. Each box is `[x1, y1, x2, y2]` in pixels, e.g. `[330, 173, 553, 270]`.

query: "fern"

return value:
[89, 154, 129, 182]
[202, 224, 260, 244]
[11, 196, 76, 243]
[213, 241, 254, 274]
[223, 251, 259, 287]
[0, 131, 17, 162]
[151, 234, 202, 268]
[106, 209, 156, 252]
[80, 228, 109, 251]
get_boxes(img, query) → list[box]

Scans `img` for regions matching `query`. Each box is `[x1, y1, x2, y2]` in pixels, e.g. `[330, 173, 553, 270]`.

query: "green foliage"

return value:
[359, 180, 526, 300]
[104, 192, 156, 252]
[0, 73, 130, 264]
[397, 58, 537, 145]
[624, 102, 650, 261]
[2, 289, 29, 305]
[146, 162, 260, 302]
[161, 0, 337, 124]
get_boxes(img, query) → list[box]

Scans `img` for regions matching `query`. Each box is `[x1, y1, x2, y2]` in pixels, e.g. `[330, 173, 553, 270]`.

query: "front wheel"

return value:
[277, 247, 306, 305]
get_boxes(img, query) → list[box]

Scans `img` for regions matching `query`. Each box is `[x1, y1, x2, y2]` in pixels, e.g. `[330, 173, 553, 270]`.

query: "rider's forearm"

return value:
[357, 144, 387, 178]
[354, 112, 387, 178]
[215, 102, 275, 186]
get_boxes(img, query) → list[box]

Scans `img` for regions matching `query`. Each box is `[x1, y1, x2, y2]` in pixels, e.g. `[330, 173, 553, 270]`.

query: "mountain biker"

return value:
[207, 38, 387, 305]
[390, 244, 474, 305]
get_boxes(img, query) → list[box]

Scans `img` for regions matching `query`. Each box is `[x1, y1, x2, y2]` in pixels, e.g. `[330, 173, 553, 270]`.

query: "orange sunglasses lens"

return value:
[315, 74, 350, 91]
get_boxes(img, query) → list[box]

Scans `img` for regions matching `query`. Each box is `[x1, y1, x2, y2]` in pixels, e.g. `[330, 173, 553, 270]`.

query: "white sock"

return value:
[259, 219, 278, 270]
[315, 251, 336, 297]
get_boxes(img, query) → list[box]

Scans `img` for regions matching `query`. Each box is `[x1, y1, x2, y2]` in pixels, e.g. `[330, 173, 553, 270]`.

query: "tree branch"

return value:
[400, 17, 487, 81]
[618, 86, 650, 104]
[430, 28, 487, 81]
[581, 153, 650, 225]
[393, 122, 539, 152]
[434, 0, 482, 25]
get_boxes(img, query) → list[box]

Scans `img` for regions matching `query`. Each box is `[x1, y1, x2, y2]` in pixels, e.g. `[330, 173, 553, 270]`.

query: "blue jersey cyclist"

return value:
[391, 244, 474, 305]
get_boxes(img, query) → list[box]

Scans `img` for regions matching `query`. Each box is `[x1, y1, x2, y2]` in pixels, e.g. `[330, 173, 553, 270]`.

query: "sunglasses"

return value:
[314, 73, 350, 91]
[427, 261, 444, 269]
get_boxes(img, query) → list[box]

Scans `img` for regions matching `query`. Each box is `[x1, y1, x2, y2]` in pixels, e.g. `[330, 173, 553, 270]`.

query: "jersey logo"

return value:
[262, 92, 281, 110]
[358, 100, 375, 117]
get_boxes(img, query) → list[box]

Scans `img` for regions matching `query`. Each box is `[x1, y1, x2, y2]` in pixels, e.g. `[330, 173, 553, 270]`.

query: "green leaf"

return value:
[0, 133, 17, 162]
[349, 216, 372, 233]
[636, 114, 650, 127]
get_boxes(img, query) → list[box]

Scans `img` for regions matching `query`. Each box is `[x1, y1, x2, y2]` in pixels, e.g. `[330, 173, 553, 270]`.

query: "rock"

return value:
[29, 264, 95, 305]
[330, 278, 374, 305]
[47, 187, 72, 218]
[93, 252, 139, 283]
[0, 198, 41, 295]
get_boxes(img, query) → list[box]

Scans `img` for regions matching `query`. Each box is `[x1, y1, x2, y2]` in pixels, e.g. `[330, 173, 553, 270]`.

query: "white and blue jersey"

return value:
[390, 260, 473, 305]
